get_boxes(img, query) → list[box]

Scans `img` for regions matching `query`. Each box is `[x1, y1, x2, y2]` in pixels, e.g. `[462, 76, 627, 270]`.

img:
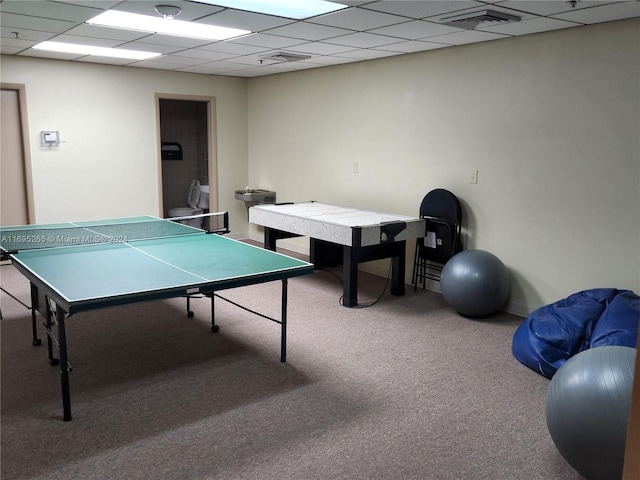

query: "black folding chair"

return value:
[412, 189, 463, 290]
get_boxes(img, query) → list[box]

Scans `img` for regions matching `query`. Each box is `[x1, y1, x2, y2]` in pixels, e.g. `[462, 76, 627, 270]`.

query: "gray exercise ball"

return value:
[440, 249, 510, 317]
[545, 346, 636, 480]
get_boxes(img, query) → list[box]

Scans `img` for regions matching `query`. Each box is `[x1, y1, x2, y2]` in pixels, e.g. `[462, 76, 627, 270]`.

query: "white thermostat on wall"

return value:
[40, 130, 60, 146]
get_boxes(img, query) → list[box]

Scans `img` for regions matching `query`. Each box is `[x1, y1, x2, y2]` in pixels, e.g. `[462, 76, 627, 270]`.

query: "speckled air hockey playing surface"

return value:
[249, 201, 425, 247]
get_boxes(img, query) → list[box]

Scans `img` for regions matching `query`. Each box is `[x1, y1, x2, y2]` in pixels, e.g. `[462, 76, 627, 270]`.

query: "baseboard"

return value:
[226, 231, 251, 241]
[235, 231, 527, 318]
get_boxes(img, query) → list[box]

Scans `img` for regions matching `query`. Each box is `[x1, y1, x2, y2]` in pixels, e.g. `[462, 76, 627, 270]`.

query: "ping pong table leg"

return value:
[56, 304, 72, 421]
[44, 298, 60, 366]
[281, 279, 287, 363]
[210, 294, 219, 333]
[186, 295, 195, 318]
[29, 284, 42, 346]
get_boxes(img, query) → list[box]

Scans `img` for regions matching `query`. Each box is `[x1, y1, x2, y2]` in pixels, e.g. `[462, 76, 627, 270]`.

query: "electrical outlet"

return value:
[353, 162, 359, 174]
[470, 169, 478, 184]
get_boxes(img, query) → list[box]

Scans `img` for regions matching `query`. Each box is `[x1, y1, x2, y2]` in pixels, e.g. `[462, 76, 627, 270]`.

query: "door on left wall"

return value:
[1, 88, 29, 226]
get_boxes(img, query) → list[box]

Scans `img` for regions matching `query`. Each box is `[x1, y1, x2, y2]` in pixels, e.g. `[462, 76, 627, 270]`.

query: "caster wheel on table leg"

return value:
[187, 311, 194, 318]
[211, 325, 220, 333]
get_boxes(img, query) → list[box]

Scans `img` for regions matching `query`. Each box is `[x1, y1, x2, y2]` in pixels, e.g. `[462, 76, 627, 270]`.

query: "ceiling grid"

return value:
[1, 0, 639, 77]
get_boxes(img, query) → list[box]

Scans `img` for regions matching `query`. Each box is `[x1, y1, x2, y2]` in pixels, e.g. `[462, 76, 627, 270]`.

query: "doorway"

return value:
[1, 85, 34, 226]
[156, 94, 217, 227]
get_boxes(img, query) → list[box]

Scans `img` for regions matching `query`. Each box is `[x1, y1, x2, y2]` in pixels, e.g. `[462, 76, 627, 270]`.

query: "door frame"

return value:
[154, 93, 218, 215]
[1, 83, 35, 224]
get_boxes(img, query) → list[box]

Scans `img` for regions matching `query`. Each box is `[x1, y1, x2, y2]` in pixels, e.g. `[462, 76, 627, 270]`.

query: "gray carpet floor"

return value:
[0, 259, 584, 480]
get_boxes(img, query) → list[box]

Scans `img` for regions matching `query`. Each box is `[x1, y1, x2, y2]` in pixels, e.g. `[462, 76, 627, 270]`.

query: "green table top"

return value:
[4, 217, 313, 313]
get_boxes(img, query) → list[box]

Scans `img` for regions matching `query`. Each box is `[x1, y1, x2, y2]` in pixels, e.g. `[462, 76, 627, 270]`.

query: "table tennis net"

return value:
[1, 217, 213, 253]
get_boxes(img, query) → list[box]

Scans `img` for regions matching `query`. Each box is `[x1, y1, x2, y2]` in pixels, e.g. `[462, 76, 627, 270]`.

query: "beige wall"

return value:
[0, 18, 638, 315]
[0, 56, 249, 228]
[247, 19, 640, 315]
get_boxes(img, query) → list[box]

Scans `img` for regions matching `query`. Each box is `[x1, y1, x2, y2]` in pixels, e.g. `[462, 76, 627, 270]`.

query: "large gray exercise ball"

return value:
[545, 346, 636, 480]
[440, 249, 510, 317]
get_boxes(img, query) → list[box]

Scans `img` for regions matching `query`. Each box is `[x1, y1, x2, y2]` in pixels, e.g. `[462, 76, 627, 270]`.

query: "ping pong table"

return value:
[0, 215, 313, 421]
[249, 202, 426, 307]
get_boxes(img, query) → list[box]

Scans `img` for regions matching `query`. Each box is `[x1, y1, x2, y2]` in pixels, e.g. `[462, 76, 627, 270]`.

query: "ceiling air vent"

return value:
[259, 51, 311, 64]
[440, 9, 521, 30]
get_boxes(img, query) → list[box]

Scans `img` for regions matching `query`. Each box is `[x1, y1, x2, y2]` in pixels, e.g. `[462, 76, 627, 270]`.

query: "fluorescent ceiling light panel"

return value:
[86, 10, 251, 41]
[194, 0, 348, 19]
[33, 41, 161, 60]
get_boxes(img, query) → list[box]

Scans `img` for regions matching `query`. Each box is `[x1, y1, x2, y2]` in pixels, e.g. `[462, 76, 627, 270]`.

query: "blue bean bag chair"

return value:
[590, 290, 640, 348]
[512, 288, 639, 378]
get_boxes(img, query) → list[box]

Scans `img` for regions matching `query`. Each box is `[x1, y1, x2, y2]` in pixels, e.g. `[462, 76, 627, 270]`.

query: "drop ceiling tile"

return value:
[497, 1, 622, 16]
[0, 36, 36, 51]
[285, 41, 360, 55]
[228, 33, 308, 49]
[49, 34, 122, 47]
[52, 1, 120, 9]
[0, 0, 102, 22]
[302, 55, 360, 65]
[174, 63, 228, 74]
[334, 48, 400, 60]
[63, 24, 152, 41]
[428, 29, 509, 45]
[551, 2, 640, 23]
[266, 21, 353, 41]
[131, 33, 214, 48]
[235, 53, 317, 70]
[369, 19, 455, 39]
[0, 12, 76, 33]
[197, 9, 295, 31]
[361, 1, 485, 19]
[126, 59, 181, 70]
[135, 54, 209, 66]
[375, 39, 451, 53]
[176, 61, 254, 74]
[1, 27, 58, 42]
[325, 31, 406, 48]
[75, 55, 138, 66]
[308, 7, 408, 30]
[176, 48, 238, 61]
[401, 20, 464, 38]
[227, 55, 282, 68]
[1, 45, 24, 55]
[169, 55, 214, 66]
[119, 42, 187, 54]
[197, 40, 270, 55]
[479, 16, 581, 35]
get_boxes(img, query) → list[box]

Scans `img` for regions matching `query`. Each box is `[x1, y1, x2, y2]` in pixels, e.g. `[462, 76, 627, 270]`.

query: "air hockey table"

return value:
[249, 202, 426, 307]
